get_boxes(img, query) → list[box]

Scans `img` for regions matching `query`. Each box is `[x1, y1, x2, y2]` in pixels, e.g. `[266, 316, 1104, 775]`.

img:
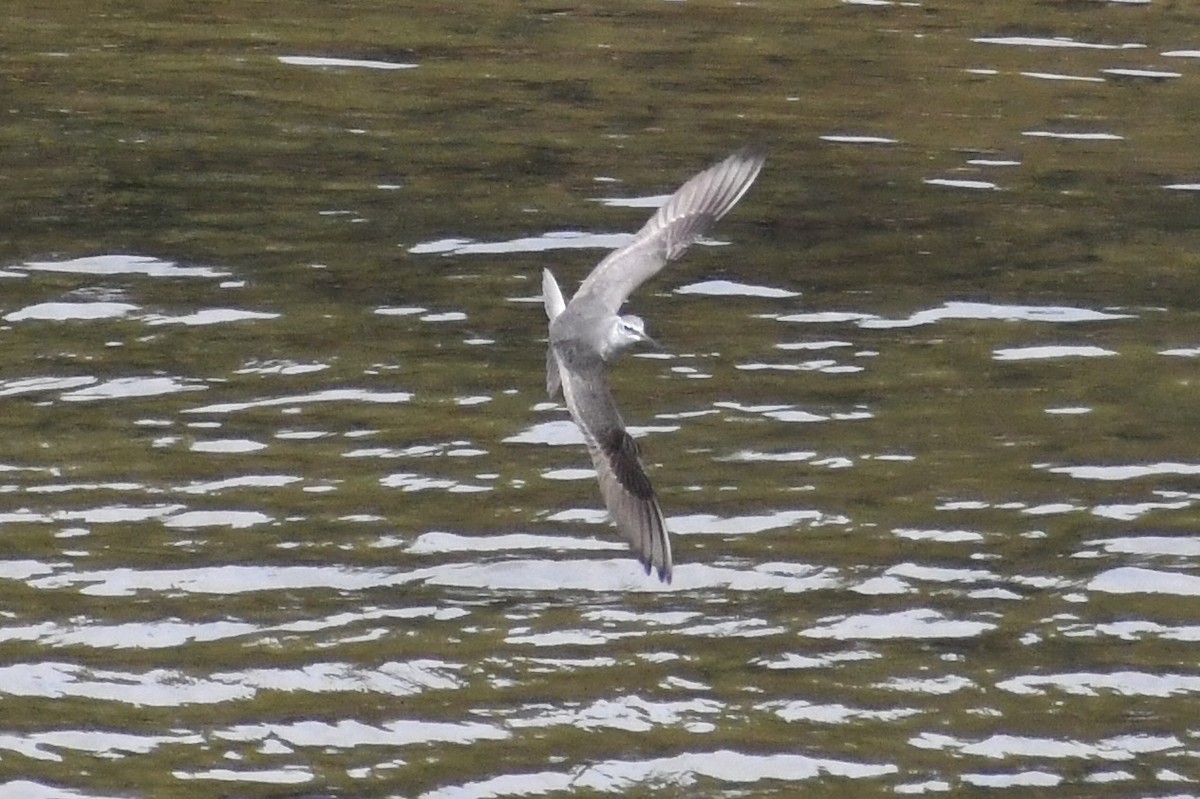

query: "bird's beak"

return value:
[640, 332, 664, 352]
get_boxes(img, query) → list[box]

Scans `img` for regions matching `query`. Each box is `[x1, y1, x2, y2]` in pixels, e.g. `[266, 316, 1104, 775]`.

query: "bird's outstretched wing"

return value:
[555, 350, 672, 582]
[575, 146, 767, 313]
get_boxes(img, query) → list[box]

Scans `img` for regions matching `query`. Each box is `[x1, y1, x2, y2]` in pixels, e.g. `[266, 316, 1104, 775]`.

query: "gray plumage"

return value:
[542, 147, 767, 582]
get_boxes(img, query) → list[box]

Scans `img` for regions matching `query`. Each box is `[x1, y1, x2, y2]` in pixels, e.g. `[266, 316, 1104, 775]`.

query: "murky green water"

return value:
[2, 1, 1200, 797]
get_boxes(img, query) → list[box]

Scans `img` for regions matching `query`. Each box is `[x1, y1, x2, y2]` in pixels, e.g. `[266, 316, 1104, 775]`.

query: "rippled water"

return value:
[3, 2, 1200, 797]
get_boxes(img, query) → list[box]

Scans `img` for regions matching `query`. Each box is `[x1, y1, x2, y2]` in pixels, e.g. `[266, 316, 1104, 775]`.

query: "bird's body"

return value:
[542, 147, 767, 582]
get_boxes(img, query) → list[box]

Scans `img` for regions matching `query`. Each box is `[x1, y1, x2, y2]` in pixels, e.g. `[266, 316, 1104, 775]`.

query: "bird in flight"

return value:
[542, 147, 767, 582]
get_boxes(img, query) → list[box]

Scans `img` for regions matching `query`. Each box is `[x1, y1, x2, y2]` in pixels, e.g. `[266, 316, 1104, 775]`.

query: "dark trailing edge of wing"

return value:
[601, 428, 656, 501]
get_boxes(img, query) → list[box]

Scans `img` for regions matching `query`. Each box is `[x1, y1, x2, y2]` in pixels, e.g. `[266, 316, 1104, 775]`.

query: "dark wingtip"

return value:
[637, 553, 672, 584]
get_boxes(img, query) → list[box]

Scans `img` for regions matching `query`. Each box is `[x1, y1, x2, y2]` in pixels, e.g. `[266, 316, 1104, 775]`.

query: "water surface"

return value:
[3, 1, 1200, 797]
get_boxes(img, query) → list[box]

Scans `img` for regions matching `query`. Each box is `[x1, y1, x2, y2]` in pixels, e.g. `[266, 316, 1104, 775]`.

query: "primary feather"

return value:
[575, 146, 767, 313]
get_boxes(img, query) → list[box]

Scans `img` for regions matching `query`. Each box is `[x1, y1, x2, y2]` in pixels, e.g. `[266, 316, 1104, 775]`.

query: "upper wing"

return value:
[543, 269, 566, 398]
[574, 146, 767, 313]
[556, 351, 672, 582]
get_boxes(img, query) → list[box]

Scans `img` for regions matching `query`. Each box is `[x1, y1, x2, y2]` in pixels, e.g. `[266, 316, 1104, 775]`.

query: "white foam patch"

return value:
[0, 730, 202, 764]
[1087, 567, 1200, 596]
[419, 749, 896, 798]
[185, 388, 412, 414]
[1021, 71, 1104, 82]
[756, 650, 881, 670]
[174, 768, 313, 785]
[1091, 499, 1191, 521]
[1023, 131, 1124, 141]
[967, 159, 1021, 166]
[17, 254, 228, 277]
[1044, 462, 1200, 480]
[668, 510, 845, 534]
[499, 695, 722, 733]
[144, 309, 279, 326]
[675, 279, 798, 298]
[60, 377, 206, 402]
[234, 361, 329, 375]
[0, 376, 97, 397]
[27, 564, 422, 597]
[189, 439, 268, 454]
[163, 510, 273, 529]
[408, 532, 624, 553]
[963, 771, 1061, 788]
[993, 345, 1117, 361]
[893, 528, 984, 543]
[775, 340, 854, 351]
[423, 560, 840, 594]
[719, 449, 817, 463]
[910, 730, 1181, 760]
[3, 302, 139, 322]
[861, 301, 1133, 329]
[819, 134, 898, 144]
[379, 473, 491, 493]
[278, 55, 418, 70]
[374, 306, 428, 316]
[0, 660, 460, 710]
[541, 467, 595, 481]
[768, 700, 919, 724]
[923, 178, 999, 190]
[803, 609, 996, 640]
[217, 717, 505, 748]
[1086, 536, 1200, 557]
[998, 671, 1200, 697]
[505, 420, 676, 446]
[409, 231, 633, 256]
[1103, 68, 1180, 79]
[972, 36, 1145, 50]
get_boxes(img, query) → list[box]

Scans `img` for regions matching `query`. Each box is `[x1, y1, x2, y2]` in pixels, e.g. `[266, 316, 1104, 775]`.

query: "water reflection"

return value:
[421, 750, 898, 799]
[277, 55, 419, 70]
[12, 255, 228, 278]
[773, 301, 1135, 328]
[971, 36, 1146, 50]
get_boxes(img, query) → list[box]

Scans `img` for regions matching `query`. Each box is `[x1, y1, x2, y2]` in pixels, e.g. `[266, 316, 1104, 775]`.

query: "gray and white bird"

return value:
[542, 147, 767, 582]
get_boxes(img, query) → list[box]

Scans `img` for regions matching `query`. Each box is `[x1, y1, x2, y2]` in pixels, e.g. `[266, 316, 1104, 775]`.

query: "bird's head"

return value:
[602, 314, 660, 360]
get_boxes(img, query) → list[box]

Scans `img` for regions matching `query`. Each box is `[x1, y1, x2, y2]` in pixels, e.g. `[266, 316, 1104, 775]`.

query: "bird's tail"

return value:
[542, 269, 566, 398]
[542, 268, 566, 321]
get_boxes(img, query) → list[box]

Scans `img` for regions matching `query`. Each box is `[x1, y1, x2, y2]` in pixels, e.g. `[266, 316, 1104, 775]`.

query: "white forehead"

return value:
[619, 314, 646, 331]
